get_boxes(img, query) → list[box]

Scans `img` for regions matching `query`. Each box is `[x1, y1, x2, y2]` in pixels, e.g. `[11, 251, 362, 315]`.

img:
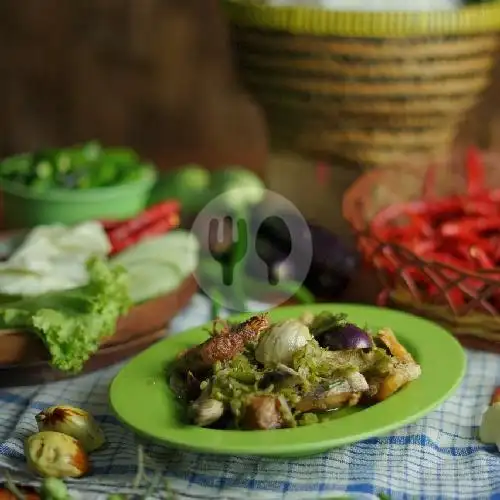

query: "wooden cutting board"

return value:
[0, 274, 198, 387]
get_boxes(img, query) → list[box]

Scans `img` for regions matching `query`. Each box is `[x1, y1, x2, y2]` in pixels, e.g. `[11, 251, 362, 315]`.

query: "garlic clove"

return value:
[25, 431, 89, 478]
[190, 398, 224, 427]
[36, 405, 105, 452]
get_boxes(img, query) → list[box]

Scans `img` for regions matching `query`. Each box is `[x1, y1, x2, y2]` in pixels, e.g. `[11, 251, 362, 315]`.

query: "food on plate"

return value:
[0, 257, 131, 372]
[255, 319, 312, 366]
[312, 312, 373, 351]
[0, 141, 151, 191]
[175, 314, 270, 374]
[36, 405, 106, 453]
[24, 431, 89, 478]
[0, 221, 110, 296]
[169, 311, 421, 430]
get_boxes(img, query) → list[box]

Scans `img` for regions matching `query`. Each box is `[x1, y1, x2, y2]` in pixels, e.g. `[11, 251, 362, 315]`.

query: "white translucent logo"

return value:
[191, 188, 313, 312]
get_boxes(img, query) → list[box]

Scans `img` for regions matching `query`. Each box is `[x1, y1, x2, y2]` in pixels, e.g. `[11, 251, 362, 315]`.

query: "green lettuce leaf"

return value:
[0, 257, 131, 372]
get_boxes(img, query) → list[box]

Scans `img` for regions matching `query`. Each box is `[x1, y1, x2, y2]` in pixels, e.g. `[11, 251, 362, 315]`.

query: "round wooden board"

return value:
[0, 274, 198, 387]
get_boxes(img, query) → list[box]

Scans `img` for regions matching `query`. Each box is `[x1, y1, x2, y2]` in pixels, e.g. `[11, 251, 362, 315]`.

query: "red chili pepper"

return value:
[109, 212, 180, 255]
[373, 198, 457, 231]
[367, 150, 500, 313]
[108, 200, 180, 242]
[469, 245, 495, 269]
[427, 283, 465, 308]
[407, 213, 434, 237]
[488, 236, 500, 264]
[423, 252, 472, 269]
[403, 239, 436, 256]
[462, 198, 499, 217]
[440, 217, 500, 238]
[374, 226, 422, 242]
[451, 243, 476, 265]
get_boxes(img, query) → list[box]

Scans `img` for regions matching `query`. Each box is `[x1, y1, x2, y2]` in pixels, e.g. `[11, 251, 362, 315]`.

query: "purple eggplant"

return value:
[249, 209, 359, 299]
[317, 323, 373, 351]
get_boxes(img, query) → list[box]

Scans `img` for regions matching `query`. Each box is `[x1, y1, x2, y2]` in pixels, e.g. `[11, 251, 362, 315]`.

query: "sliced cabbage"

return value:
[111, 230, 199, 303]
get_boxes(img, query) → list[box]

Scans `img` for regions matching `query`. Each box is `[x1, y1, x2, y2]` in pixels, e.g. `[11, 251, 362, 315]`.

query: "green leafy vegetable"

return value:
[0, 257, 131, 372]
[0, 141, 150, 191]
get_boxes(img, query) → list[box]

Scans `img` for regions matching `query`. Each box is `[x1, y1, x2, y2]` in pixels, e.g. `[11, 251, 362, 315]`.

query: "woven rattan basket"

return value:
[224, 1, 500, 166]
[342, 150, 500, 353]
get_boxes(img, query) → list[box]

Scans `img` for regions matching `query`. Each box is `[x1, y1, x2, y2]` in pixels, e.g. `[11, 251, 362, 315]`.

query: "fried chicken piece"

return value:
[242, 395, 282, 430]
[176, 314, 269, 373]
[372, 329, 421, 401]
[376, 328, 416, 363]
[374, 361, 421, 401]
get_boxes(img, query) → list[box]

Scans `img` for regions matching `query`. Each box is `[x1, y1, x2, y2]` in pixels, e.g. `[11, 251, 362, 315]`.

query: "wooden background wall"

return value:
[0, 0, 268, 174]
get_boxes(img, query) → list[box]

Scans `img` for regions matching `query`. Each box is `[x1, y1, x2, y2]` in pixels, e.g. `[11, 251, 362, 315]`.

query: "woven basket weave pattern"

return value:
[225, 0, 500, 165]
[232, 28, 499, 165]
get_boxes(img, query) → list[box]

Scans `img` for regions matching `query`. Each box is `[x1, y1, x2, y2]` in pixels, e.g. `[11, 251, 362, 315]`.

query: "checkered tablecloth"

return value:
[1, 294, 499, 500]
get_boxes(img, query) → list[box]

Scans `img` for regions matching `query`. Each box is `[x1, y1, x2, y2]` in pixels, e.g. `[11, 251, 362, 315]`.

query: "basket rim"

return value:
[223, 0, 500, 37]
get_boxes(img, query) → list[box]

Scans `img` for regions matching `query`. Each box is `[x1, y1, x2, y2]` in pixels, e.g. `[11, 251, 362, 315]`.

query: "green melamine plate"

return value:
[109, 304, 466, 457]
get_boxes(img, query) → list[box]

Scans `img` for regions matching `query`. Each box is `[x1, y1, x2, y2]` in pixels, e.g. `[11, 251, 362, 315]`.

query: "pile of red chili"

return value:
[366, 148, 500, 311]
[101, 200, 180, 255]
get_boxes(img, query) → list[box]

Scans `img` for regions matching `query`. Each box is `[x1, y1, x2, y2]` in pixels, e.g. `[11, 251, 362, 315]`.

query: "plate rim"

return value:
[109, 303, 467, 456]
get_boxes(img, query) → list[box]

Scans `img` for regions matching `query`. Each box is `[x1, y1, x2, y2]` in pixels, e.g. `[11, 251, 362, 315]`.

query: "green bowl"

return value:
[1, 166, 158, 229]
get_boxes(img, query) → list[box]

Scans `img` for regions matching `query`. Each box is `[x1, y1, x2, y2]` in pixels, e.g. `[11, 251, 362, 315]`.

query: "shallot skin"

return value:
[25, 431, 89, 478]
[36, 405, 105, 452]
